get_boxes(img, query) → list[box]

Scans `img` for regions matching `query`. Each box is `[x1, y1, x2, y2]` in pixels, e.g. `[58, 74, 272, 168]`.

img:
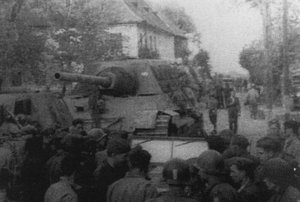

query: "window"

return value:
[14, 99, 32, 115]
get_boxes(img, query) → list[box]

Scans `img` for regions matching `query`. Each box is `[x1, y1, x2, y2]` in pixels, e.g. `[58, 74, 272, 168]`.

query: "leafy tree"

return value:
[159, 5, 196, 34]
[239, 42, 265, 85]
[192, 49, 212, 79]
[0, 0, 123, 88]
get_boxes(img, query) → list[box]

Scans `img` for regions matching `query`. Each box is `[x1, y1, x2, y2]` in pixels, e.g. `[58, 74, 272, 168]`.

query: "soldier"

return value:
[229, 157, 261, 202]
[224, 83, 233, 108]
[208, 93, 218, 133]
[223, 135, 259, 166]
[107, 147, 157, 202]
[196, 150, 237, 202]
[262, 158, 300, 202]
[227, 90, 240, 134]
[69, 119, 85, 136]
[45, 155, 78, 202]
[148, 158, 198, 202]
[255, 137, 297, 201]
[245, 85, 259, 119]
[266, 119, 283, 142]
[215, 84, 224, 109]
[282, 120, 300, 165]
[94, 138, 130, 202]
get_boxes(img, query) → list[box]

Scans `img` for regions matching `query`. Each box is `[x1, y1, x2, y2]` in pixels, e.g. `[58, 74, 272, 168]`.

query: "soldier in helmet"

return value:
[148, 158, 198, 202]
[196, 150, 237, 202]
[262, 158, 300, 202]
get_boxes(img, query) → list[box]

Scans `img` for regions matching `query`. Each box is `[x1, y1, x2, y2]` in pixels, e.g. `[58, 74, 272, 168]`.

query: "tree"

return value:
[160, 6, 196, 33]
[192, 49, 212, 79]
[0, 0, 123, 88]
[239, 42, 265, 85]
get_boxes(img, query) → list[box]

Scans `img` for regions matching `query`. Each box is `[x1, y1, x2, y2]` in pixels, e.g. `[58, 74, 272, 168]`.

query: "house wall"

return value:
[137, 25, 175, 60]
[108, 24, 139, 58]
[108, 23, 176, 60]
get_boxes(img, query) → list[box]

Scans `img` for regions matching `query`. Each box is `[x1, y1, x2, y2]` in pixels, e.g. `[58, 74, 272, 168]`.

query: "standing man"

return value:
[227, 90, 241, 134]
[223, 83, 233, 108]
[94, 138, 131, 202]
[245, 85, 259, 119]
[215, 84, 224, 109]
[282, 120, 300, 165]
[208, 93, 218, 133]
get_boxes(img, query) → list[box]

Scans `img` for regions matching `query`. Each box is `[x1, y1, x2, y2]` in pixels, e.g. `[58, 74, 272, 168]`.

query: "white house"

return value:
[106, 0, 187, 61]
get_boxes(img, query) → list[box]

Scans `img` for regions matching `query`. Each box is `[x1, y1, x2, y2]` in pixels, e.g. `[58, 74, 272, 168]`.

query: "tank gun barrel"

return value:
[54, 72, 112, 88]
[54, 68, 137, 96]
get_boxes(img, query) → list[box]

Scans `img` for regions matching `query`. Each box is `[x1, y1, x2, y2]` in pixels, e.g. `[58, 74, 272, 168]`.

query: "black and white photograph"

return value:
[0, 0, 299, 201]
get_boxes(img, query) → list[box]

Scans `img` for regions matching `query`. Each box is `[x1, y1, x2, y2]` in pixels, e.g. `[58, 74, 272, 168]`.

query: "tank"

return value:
[0, 91, 73, 131]
[55, 59, 204, 137]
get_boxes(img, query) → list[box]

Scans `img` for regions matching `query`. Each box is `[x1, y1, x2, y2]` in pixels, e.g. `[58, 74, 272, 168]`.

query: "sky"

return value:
[148, 0, 263, 76]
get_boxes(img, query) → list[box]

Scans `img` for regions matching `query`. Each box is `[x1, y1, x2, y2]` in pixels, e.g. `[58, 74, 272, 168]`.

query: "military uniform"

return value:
[208, 96, 218, 131]
[283, 136, 300, 165]
[237, 181, 261, 202]
[267, 186, 300, 202]
[44, 177, 78, 202]
[107, 173, 158, 202]
[227, 96, 240, 134]
[245, 88, 259, 119]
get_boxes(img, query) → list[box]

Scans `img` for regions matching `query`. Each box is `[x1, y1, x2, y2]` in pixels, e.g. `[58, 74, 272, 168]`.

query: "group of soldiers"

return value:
[0, 109, 298, 202]
[207, 82, 261, 136]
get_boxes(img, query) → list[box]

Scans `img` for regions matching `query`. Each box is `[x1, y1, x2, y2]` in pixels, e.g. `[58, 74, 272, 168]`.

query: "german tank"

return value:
[54, 59, 204, 137]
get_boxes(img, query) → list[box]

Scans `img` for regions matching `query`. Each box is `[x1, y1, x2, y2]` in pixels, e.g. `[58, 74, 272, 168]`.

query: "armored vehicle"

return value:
[55, 60, 204, 137]
[0, 89, 72, 131]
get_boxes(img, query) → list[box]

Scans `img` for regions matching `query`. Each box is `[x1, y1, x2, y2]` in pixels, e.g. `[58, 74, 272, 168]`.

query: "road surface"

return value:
[202, 93, 268, 154]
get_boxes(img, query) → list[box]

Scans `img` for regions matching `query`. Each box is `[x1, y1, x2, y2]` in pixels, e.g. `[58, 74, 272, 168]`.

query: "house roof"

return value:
[110, 0, 185, 37]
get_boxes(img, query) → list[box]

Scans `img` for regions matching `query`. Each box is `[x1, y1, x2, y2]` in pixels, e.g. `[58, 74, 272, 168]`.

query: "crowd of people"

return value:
[0, 112, 299, 202]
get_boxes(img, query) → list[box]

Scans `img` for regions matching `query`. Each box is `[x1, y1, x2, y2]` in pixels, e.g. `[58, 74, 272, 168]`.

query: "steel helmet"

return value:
[196, 150, 226, 176]
[262, 158, 294, 187]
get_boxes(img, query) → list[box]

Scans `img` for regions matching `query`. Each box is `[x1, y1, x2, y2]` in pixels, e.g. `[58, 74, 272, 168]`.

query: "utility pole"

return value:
[282, 0, 290, 111]
[261, 0, 273, 117]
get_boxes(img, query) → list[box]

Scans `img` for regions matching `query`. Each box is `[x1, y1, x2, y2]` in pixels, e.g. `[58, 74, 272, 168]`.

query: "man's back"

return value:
[94, 160, 128, 202]
[107, 175, 158, 202]
[44, 179, 78, 202]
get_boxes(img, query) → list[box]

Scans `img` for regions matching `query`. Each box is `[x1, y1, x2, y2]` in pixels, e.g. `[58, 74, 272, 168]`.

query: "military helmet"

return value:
[262, 158, 294, 187]
[162, 158, 191, 186]
[196, 150, 226, 176]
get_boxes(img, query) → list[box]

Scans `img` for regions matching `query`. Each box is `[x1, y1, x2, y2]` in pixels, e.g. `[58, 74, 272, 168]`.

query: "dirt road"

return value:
[203, 93, 268, 154]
